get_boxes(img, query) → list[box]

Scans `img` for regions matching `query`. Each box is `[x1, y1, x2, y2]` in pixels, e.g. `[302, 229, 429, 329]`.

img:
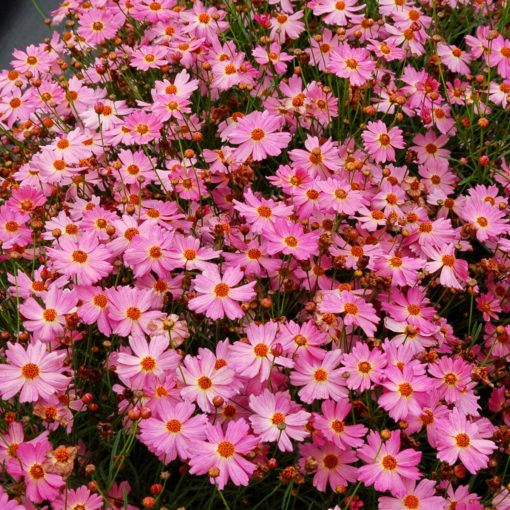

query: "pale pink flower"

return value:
[361, 121, 405, 163]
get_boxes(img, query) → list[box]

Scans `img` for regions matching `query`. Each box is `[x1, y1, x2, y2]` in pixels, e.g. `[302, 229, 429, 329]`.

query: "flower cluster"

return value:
[0, 0, 510, 508]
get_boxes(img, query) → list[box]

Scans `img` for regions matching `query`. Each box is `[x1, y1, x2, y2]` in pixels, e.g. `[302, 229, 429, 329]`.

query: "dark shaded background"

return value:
[0, 0, 61, 70]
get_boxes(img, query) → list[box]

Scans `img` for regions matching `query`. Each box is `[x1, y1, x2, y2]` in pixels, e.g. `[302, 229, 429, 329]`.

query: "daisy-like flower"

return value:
[374, 252, 425, 287]
[263, 219, 320, 260]
[6, 440, 64, 503]
[0, 488, 25, 510]
[309, 0, 364, 26]
[0, 341, 70, 403]
[139, 400, 208, 463]
[437, 43, 471, 75]
[188, 266, 256, 321]
[379, 365, 429, 421]
[130, 45, 168, 71]
[46, 232, 112, 285]
[340, 342, 387, 391]
[53, 485, 104, 510]
[411, 131, 451, 171]
[299, 440, 358, 492]
[226, 110, 292, 162]
[108, 286, 164, 337]
[361, 121, 405, 163]
[459, 198, 509, 241]
[249, 390, 310, 452]
[318, 177, 366, 215]
[328, 44, 376, 86]
[77, 8, 124, 45]
[378, 479, 445, 510]
[290, 350, 347, 404]
[277, 319, 328, 361]
[117, 149, 155, 185]
[188, 418, 258, 490]
[320, 291, 380, 337]
[116, 335, 180, 389]
[230, 321, 293, 383]
[19, 285, 77, 342]
[123, 110, 162, 145]
[358, 430, 422, 496]
[167, 234, 220, 271]
[313, 400, 367, 450]
[0, 207, 31, 249]
[428, 357, 473, 404]
[422, 243, 468, 290]
[179, 350, 237, 413]
[233, 189, 293, 234]
[435, 409, 496, 474]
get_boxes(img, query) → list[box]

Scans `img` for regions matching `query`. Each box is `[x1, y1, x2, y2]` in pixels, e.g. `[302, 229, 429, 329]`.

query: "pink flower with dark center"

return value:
[361, 121, 405, 163]
[227, 110, 291, 162]
[313, 400, 367, 450]
[249, 390, 310, 452]
[139, 400, 207, 463]
[435, 409, 496, 474]
[188, 266, 256, 320]
[0, 341, 70, 403]
[358, 430, 422, 496]
[188, 418, 258, 490]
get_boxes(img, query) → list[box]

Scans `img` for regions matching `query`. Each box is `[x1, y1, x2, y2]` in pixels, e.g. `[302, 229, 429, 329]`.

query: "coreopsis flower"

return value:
[226, 110, 292, 162]
[77, 8, 124, 45]
[249, 390, 310, 451]
[6, 440, 65, 503]
[179, 350, 237, 413]
[379, 365, 429, 421]
[139, 400, 208, 463]
[19, 286, 78, 342]
[361, 121, 405, 163]
[290, 350, 347, 404]
[320, 291, 380, 337]
[53, 485, 103, 510]
[358, 431, 422, 495]
[309, 0, 364, 26]
[263, 219, 320, 260]
[46, 232, 112, 285]
[0, 207, 31, 249]
[188, 418, 258, 490]
[230, 321, 293, 382]
[0, 488, 25, 510]
[328, 44, 376, 86]
[411, 131, 451, 171]
[299, 440, 358, 492]
[422, 243, 468, 290]
[378, 479, 445, 510]
[0, 341, 70, 403]
[313, 400, 368, 449]
[427, 357, 474, 404]
[116, 335, 180, 389]
[435, 409, 497, 474]
[340, 343, 387, 391]
[459, 198, 509, 241]
[188, 266, 256, 320]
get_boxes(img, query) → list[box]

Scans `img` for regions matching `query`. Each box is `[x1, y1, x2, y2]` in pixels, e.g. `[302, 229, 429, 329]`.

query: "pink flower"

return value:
[340, 342, 387, 392]
[428, 357, 474, 404]
[7, 441, 64, 503]
[108, 286, 164, 337]
[188, 266, 256, 320]
[188, 418, 258, 490]
[437, 43, 471, 75]
[0, 207, 31, 249]
[249, 390, 310, 451]
[179, 349, 237, 413]
[459, 198, 509, 241]
[378, 479, 445, 509]
[320, 291, 380, 337]
[328, 44, 376, 86]
[358, 430, 422, 496]
[226, 110, 291, 162]
[0, 488, 25, 510]
[0, 341, 70, 403]
[77, 8, 124, 45]
[263, 219, 320, 260]
[313, 400, 367, 449]
[422, 243, 468, 290]
[361, 121, 405, 163]
[411, 131, 451, 171]
[53, 485, 103, 510]
[230, 321, 293, 382]
[299, 440, 358, 492]
[435, 409, 496, 474]
[19, 285, 78, 342]
[379, 365, 429, 421]
[139, 400, 207, 462]
[116, 335, 180, 389]
[290, 350, 347, 404]
[167, 234, 220, 271]
[46, 232, 112, 285]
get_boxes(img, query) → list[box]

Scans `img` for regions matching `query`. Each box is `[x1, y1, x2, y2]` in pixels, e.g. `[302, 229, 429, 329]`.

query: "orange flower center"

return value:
[92, 21, 105, 31]
[5, 221, 19, 233]
[199, 13, 211, 23]
[345, 58, 359, 70]
[272, 412, 286, 424]
[407, 304, 421, 316]
[314, 368, 328, 382]
[217, 441, 235, 458]
[214, 283, 230, 298]
[22, 363, 40, 380]
[198, 376, 213, 390]
[343, 302, 358, 315]
[257, 205, 272, 218]
[379, 134, 391, 146]
[43, 308, 57, 322]
[390, 256, 403, 268]
[323, 454, 338, 469]
[357, 361, 372, 374]
[124, 227, 139, 240]
[403, 494, 420, 509]
[126, 306, 141, 320]
[476, 216, 488, 227]
[455, 433, 470, 448]
[166, 419, 182, 433]
[247, 248, 262, 260]
[72, 250, 88, 263]
[442, 255, 455, 267]
[140, 356, 157, 372]
[382, 455, 397, 471]
[254, 343, 269, 357]
[444, 373, 458, 386]
[93, 294, 108, 308]
[331, 419, 345, 434]
[251, 128, 265, 141]
[29, 464, 45, 480]
[399, 382, 413, 397]
[335, 189, 347, 199]
[149, 246, 162, 259]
